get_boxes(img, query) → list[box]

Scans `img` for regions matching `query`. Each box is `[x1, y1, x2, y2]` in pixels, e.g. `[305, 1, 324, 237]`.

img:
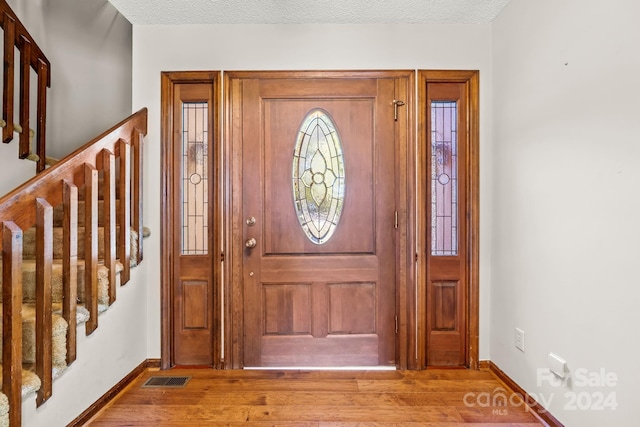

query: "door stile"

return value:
[240, 79, 264, 368]
[394, 74, 415, 370]
[225, 75, 245, 369]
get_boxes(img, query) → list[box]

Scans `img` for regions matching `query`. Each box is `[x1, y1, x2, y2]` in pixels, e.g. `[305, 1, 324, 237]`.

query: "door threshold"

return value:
[244, 366, 397, 371]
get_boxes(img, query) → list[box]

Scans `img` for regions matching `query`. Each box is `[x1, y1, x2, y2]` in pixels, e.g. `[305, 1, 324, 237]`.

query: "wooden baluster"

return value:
[132, 131, 143, 263]
[18, 36, 30, 159]
[2, 12, 15, 144]
[36, 59, 48, 172]
[63, 181, 78, 364]
[2, 221, 22, 427]
[102, 149, 116, 304]
[118, 140, 131, 285]
[35, 198, 53, 406]
[85, 164, 98, 334]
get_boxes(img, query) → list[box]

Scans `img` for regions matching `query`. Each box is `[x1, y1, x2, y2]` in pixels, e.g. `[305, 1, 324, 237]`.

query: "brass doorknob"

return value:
[245, 237, 257, 248]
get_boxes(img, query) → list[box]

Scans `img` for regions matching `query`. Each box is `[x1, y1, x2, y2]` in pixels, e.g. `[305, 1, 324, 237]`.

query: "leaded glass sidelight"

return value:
[181, 102, 208, 255]
[431, 101, 458, 256]
[292, 109, 345, 244]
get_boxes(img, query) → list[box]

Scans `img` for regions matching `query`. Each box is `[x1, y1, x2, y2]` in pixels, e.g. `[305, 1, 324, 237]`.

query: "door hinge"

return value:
[393, 100, 405, 121]
[395, 315, 398, 334]
[394, 210, 398, 229]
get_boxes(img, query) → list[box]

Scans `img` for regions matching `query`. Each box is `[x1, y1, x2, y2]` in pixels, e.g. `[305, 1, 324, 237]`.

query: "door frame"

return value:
[224, 70, 415, 369]
[159, 69, 479, 370]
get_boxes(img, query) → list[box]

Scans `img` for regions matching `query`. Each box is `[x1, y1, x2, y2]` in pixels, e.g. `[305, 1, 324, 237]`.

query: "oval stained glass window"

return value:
[292, 109, 345, 245]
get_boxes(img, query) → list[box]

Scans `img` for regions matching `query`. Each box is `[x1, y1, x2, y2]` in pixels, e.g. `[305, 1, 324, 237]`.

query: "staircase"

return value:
[0, 2, 148, 425]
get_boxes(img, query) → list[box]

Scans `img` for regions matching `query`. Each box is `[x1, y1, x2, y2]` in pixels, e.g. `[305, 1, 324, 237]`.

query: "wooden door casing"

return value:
[226, 71, 414, 368]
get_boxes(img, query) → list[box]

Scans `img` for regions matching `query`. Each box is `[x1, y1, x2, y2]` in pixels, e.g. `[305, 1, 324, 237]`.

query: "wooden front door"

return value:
[229, 72, 409, 367]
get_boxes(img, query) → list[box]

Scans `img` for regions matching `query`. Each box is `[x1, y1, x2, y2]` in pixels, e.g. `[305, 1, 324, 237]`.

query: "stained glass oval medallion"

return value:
[292, 109, 345, 244]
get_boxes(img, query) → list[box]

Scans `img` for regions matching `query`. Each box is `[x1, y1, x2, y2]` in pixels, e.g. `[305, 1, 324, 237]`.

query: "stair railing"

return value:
[0, 0, 51, 172]
[0, 108, 147, 426]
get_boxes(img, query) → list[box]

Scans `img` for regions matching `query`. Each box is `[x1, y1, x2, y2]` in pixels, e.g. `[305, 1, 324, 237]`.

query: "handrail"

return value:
[0, 108, 147, 426]
[0, 0, 51, 172]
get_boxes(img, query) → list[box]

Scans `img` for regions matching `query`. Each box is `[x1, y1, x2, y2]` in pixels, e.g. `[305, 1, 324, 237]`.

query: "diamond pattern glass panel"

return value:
[431, 101, 458, 256]
[181, 102, 208, 255]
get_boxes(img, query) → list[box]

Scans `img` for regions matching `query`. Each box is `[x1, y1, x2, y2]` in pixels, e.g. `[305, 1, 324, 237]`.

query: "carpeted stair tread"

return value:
[2, 362, 68, 400]
[0, 365, 41, 399]
[0, 259, 123, 306]
[20, 226, 138, 261]
[0, 227, 139, 268]
[0, 303, 68, 366]
[52, 199, 121, 227]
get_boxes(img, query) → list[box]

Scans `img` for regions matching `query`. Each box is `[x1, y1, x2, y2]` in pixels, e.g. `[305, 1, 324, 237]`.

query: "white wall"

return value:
[491, 0, 640, 425]
[43, 0, 133, 158]
[132, 23, 494, 361]
[0, 142, 36, 195]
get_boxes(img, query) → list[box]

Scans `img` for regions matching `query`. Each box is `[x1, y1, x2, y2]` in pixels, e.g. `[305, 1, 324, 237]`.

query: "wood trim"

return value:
[160, 71, 222, 369]
[417, 70, 480, 369]
[223, 71, 240, 368]
[395, 71, 415, 370]
[224, 69, 414, 80]
[160, 72, 172, 370]
[484, 360, 565, 427]
[467, 71, 480, 370]
[67, 359, 160, 427]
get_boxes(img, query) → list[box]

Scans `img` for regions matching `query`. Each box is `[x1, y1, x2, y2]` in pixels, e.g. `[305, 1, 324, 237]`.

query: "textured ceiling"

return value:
[107, 0, 512, 25]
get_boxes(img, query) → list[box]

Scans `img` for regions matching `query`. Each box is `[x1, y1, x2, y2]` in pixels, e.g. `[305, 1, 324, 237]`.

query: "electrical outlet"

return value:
[515, 328, 525, 352]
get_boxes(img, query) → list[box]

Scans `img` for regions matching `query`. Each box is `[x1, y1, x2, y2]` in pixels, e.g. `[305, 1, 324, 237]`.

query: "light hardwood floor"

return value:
[87, 368, 547, 426]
